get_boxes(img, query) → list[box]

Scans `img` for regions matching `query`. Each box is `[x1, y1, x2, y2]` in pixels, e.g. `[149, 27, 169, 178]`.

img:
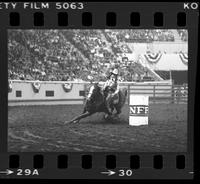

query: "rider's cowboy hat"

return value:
[111, 68, 119, 75]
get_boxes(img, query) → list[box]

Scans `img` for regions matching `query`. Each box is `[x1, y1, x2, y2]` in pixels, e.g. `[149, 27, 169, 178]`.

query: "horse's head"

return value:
[87, 83, 102, 103]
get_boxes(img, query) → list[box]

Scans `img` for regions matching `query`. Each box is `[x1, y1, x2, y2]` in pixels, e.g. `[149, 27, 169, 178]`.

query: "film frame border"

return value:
[0, 1, 198, 180]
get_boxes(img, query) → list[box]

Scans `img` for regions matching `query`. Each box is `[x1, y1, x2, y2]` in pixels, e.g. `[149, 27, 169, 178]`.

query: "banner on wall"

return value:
[144, 52, 162, 64]
[8, 80, 12, 93]
[62, 83, 73, 92]
[32, 81, 41, 93]
[179, 52, 188, 65]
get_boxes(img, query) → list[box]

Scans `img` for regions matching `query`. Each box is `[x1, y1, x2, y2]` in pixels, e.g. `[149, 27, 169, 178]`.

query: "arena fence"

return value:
[127, 83, 188, 104]
[8, 80, 187, 106]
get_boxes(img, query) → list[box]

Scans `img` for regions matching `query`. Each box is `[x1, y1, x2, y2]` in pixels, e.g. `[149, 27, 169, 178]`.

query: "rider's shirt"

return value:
[103, 78, 118, 92]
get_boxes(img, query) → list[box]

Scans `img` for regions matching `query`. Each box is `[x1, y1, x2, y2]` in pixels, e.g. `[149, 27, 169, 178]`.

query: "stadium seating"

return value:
[103, 29, 175, 43]
[8, 30, 187, 82]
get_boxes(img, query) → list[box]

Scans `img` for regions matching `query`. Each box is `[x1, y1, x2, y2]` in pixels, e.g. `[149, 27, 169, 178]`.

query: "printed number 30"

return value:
[119, 169, 133, 176]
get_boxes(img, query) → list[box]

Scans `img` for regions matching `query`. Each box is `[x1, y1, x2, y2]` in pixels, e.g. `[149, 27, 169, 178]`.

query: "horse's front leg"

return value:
[74, 108, 87, 124]
[64, 111, 92, 124]
[104, 106, 115, 120]
[107, 105, 120, 119]
[82, 107, 87, 114]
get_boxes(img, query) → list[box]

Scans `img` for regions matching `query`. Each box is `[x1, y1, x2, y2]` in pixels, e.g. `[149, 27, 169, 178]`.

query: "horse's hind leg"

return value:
[116, 108, 121, 115]
[113, 105, 121, 119]
[110, 105, 114, 114]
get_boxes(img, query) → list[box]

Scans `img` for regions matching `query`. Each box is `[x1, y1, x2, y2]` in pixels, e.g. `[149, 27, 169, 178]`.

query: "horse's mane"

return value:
[93, 83, 103, 101]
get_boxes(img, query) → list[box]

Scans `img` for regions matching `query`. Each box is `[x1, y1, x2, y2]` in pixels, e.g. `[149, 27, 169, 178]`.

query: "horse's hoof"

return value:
[104, 114, 111, 120]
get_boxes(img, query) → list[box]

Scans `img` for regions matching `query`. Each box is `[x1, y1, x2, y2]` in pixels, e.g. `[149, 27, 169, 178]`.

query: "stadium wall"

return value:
[8, 80, 85, 106]
[8, 80, 174, 106]
[150, 42, 187, 53]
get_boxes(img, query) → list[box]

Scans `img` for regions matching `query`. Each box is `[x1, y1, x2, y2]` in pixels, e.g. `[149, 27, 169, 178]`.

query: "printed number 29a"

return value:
[17, 169, 39, 176]
[119, 169, 133, 177]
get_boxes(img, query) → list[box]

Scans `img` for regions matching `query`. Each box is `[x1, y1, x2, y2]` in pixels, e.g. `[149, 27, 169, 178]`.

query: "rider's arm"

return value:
[103, 80, 108, 90]
[113, 83, 119, 94]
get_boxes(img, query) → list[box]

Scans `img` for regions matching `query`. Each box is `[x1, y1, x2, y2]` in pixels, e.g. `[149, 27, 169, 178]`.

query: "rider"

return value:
[103, 68, 120, 115]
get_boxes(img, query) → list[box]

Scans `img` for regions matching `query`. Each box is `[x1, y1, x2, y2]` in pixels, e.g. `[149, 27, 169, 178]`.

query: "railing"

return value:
[128, 83, 188, 104]
[83, 81, 187, 104]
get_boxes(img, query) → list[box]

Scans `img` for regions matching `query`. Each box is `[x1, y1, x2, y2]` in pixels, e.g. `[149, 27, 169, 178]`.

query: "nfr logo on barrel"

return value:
[129, 95, 149, 126]
[130, 105, 149, 116]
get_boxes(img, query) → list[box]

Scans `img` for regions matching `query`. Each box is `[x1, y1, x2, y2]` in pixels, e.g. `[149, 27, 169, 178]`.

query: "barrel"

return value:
[129, 95, 149, 126]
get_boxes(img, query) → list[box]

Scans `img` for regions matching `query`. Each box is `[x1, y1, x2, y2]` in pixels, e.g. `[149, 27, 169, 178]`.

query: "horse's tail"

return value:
[118, 88, 128, 106]
[121, 88, 128, 99]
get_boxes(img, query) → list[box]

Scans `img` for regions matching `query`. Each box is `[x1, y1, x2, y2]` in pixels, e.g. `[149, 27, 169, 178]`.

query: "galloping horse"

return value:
[65, 83, 127, 124]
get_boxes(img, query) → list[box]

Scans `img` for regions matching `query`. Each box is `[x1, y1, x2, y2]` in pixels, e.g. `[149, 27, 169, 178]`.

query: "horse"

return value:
[64, 83, 127, 124]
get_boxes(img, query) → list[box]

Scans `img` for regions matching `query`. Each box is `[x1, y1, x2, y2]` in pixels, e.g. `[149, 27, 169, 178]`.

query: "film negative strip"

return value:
[0, 1, 199, 180]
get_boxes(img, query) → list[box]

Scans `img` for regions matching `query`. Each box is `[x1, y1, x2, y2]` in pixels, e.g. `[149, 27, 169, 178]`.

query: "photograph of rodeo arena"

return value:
[8, 29, 188, 152]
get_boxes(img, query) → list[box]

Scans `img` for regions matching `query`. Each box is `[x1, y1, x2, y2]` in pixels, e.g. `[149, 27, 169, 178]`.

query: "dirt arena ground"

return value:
[8, 103, 187, 152]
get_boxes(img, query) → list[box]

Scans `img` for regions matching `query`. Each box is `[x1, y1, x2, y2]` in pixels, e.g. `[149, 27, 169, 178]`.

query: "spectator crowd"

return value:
[104, 29, 175, 43]
[8, 29, 185, 82]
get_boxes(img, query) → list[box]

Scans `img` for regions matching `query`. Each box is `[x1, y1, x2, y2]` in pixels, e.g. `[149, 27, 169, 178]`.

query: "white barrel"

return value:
[129, 95, 149, 126]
